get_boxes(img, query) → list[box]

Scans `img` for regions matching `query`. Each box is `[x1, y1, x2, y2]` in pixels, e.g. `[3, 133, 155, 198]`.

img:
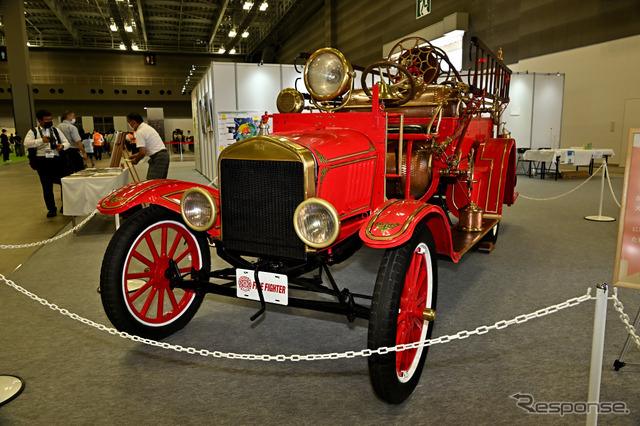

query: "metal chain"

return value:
[0, 273, 596, 362]
[519, 164, 604, 201]
[610, 289, 640, 350]
[0, 210, 99, 249]
[604, 161, 622, 208]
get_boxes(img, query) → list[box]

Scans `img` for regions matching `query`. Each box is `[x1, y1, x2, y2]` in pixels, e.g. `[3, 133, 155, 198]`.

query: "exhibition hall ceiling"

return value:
[2, 0, 318, 58]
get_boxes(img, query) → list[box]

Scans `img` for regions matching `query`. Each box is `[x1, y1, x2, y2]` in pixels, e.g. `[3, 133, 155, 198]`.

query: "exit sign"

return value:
[417, 0, 431, 19]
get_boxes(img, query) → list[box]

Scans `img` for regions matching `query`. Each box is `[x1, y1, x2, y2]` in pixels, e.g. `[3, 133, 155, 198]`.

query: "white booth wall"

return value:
[510, 33, 640, 166]
[503, 73, 565, 150]
[192, 62, 307, 182]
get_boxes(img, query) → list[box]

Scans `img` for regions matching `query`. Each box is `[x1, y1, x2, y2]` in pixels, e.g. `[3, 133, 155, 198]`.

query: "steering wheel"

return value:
[361, 61, 416, 107]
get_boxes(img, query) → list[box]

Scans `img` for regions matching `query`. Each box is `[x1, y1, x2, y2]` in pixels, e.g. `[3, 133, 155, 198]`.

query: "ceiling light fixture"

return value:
[125, 23, 133, 32]
[259, 2, 268, 11]
[242, 30, 249, 38]
[219, 46, 226, 54]
[230, 48, 236, 54]
[131, 43, 139, 50]
[243, 2, 253, 10]
[228, 28, 237, 37]
[109, 20, 118, 32]
[119, 42, 126, 50]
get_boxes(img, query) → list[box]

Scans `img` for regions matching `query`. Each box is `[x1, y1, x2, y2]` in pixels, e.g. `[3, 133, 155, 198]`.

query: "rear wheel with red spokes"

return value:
[100, 206, 210, 339]
[368, 224, 437, 404]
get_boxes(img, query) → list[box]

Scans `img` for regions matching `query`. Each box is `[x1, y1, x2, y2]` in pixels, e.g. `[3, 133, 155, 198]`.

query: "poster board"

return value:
[216, 111, 261, 152]
[613, 128, 640, 288]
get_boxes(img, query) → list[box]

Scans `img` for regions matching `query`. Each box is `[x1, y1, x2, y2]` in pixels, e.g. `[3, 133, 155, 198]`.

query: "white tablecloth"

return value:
[62, 169, 129, 216]
[522, 148, 615, 166]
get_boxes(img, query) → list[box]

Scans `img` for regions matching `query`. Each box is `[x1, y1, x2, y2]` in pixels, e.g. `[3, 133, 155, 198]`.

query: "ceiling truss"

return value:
[0, 0, 314, 59]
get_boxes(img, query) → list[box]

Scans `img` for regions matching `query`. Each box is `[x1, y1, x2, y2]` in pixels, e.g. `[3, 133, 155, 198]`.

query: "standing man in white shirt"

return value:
[126, 112, 170, 180]
[24, 109, 71, 217]
[57, 110, 87, 171]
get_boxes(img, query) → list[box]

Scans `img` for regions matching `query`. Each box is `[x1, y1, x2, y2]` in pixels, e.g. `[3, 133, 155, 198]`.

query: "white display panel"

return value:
[503, 73, 564, 150]
[504, 73, 534, 149]
[281, 65, 308, 95]
[236, 64, 282, 114]
[212, 63, 237, 111]
[194, 63, 304, 181]
[531, 74, 564, 149]
[196, 69, 215, 181]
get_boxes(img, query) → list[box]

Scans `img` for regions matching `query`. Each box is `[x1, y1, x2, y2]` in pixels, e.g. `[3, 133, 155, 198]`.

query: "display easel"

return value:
[109, 132, 127, 167]
[109, 131, 141, 182]
[612, 129, 640, 370]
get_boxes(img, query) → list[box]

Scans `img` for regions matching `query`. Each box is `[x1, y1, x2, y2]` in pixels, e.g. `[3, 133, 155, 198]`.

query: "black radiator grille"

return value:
[220, 159, 306, 259]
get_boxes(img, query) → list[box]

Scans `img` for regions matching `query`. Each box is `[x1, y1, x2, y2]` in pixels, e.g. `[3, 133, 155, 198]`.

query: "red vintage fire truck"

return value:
[98, 36, 517, 404]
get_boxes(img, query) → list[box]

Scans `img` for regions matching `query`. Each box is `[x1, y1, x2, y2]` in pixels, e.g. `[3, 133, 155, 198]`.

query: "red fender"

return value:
[359, 199, 457, 261]
[98, 179, 221, 236]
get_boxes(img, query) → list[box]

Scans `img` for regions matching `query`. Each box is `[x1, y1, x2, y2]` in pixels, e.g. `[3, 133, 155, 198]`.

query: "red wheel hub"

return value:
[123, 221, 201, 325]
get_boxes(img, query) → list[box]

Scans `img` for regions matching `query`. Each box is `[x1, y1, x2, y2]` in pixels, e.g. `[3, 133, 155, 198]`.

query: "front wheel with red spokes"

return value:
[368, 224, 438, 404]
[100, 206, 210, 339]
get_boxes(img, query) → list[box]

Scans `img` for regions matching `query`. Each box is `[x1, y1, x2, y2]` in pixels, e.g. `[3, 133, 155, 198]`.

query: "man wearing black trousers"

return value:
[24, 110, 71, 217]
[1, 129, 10, 162]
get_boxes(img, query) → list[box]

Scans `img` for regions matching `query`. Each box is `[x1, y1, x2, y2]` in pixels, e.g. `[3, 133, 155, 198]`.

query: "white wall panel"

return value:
[503, 73, 534, 149]
[236, 64, 281, 113]
[212, 63, 237, 111]
[531, 74, 564, 149]
[281, 65, 307, 95]
[194, 63, 301, 181]
[195, 64, 216, 181]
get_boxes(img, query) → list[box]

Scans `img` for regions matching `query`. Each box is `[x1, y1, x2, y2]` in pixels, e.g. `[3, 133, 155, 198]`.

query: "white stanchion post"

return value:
[586, 283, 608, 426]
[585, 158, 615, 222]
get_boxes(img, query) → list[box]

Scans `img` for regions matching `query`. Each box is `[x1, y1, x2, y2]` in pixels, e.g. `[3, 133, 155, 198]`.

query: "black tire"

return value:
[100, 206, 211, 339]
[368, 224, 438, 404]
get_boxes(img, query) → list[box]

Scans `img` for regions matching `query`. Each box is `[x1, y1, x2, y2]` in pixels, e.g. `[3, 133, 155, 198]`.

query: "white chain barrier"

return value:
[610, 288, 640, 350]
[519, 161, 623, 208]
[604, 162, 622, 208]
[1, 273, 602, 361]
[519, 164, 604, 201]
[0, 210, 99, 250]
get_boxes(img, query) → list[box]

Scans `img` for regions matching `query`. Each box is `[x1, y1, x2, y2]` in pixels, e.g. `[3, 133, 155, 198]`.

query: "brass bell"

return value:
[376, 81, 395, 100]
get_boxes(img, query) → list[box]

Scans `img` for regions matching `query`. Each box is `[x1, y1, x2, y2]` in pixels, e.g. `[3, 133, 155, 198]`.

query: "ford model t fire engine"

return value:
[98, 37, 517, 403]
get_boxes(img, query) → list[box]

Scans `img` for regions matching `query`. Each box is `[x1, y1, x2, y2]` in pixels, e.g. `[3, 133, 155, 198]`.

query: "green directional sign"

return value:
[417, 0, 431, 19]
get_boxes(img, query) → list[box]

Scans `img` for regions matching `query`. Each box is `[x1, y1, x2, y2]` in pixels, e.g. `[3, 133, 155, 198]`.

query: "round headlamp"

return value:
[304, 48, 353, 101]
[180, 187, 217, 232]
[293, 198, 340, 249]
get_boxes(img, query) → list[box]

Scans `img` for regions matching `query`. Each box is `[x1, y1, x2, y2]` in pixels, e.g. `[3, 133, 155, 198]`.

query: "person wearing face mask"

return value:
[24, 109, 71, 218]
[57, 110, 87, 171]
[126, 112, 169, 180]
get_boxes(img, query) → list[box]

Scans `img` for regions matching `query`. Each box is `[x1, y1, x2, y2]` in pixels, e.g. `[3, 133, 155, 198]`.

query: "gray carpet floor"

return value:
[1, 168, 639, 425]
